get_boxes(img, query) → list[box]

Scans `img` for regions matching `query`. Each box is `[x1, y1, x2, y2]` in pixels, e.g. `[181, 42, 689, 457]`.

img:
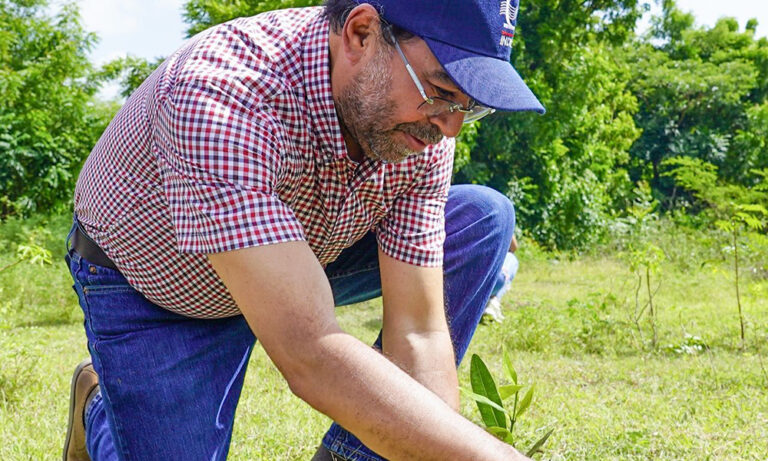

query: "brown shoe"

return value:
[63, 359, 99, 461]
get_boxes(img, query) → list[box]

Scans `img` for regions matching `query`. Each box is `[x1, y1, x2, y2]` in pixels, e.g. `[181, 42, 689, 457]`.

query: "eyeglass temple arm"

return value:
[390, 33, 434, 105]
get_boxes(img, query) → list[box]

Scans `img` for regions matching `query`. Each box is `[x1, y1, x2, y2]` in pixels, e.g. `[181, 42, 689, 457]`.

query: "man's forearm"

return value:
[378, 249, 460, 410]
[292, 330, 525, 461]
[209, 243, 528, 460]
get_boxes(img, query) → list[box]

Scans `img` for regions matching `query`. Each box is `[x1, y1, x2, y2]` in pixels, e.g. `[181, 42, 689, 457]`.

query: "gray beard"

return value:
[334, 47, 444, 164]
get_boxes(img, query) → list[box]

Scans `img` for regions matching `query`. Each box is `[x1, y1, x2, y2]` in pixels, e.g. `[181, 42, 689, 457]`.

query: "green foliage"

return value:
[731, 103, 768, 185]
[662, 157, 767, 223]
[661, 334, 709, 355]
[455, 0, 642, 250]
[462, 352, 553, 457]
[93, 55, 166, 99]
[0, 230, 52, 274]
[613, 182, 666, 348]
[452, 121, 479, 176]
[0, 0, 111, 218]
[0, 212, 76, 330]
[663, 156, 768, 348]
[628, 0, 768, 200]
[183, 0, 322, 36]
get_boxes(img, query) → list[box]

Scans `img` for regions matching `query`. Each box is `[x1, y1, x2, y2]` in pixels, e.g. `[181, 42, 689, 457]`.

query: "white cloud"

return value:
[79, 0, 140, 36]
[70, 0, 187, 65]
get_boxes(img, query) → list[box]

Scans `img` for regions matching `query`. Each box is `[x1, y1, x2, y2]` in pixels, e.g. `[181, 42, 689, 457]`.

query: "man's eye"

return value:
[434, 86, 455, 99]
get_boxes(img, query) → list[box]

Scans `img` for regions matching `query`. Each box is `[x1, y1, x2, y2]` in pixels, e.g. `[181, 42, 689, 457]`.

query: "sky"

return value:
[63, 0, 768, 99]
[75, 0, 188, 66]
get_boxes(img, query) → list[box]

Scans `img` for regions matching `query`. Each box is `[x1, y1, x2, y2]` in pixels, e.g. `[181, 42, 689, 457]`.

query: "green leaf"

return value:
[487, 426, 515, 444]
[470, 354, 507, 429]
[459, 388, 508, 415]
[499, 384, 525, 400]
[502, 347, 518, 384]
[737, 203, 768, 215]
[515, 385, 535, 418]
[525, 428, 554, 457]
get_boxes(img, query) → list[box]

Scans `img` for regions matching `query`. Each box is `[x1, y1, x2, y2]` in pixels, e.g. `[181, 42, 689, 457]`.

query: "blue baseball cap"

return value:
[356, 0, 545, 114]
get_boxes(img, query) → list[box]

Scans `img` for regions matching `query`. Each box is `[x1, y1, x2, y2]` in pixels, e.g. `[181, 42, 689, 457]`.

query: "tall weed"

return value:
[0, 212, 77, 328]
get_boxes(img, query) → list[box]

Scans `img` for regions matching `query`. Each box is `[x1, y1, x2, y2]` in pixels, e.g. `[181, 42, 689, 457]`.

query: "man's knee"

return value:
[446, 184, 515, 244]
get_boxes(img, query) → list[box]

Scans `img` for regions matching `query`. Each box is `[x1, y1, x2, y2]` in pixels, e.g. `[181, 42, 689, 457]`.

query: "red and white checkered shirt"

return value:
[74, 7, 455, 318]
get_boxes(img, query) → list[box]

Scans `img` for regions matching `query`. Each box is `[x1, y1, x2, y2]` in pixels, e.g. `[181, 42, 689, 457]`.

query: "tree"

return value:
[454, 0, 643, 249]
[183, 0, 322, 37]
[0, 0, 108, 218]
[663, 157, 768, 349]
[627, 0, 768, 204]
[93, 55, 166, 100]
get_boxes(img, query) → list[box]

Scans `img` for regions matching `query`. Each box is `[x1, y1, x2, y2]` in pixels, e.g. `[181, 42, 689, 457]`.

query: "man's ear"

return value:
[340, 4, 382, 64]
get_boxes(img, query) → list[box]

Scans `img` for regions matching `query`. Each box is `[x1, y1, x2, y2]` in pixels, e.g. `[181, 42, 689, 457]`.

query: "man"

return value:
[63, 0, 544, 459]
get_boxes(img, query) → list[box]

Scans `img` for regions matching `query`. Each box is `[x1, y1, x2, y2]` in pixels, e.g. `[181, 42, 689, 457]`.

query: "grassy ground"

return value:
[0, 215, 766, 459]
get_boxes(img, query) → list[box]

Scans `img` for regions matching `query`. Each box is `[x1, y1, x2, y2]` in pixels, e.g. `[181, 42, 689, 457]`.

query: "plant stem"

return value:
[0, 259, 21, 274]
[510, 392, 519, 433]
[633, 272, 643, 333]
[757, 349, 768, 389]
[646, 266, 656, 349]
[733, 228, 745, 350]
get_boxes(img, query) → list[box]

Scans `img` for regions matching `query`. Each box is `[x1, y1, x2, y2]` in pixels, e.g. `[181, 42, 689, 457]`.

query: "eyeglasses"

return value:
[387, 28, 495, 124]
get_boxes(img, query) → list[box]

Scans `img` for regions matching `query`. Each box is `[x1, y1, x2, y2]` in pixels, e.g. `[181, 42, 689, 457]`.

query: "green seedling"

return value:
[618, 181, 665, 349]
[664, 158, 768, 350]
[461, 350, 553, 458]
[0, 239, 52, 274]
[715, 204, 767, 349]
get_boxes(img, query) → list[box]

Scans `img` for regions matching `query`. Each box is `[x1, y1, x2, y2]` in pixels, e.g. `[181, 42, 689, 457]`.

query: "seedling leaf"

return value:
[503, 347, 518, 384]
[515, 385, 535, 418]
[459, 388, 508, 415]
[525, 428, 554, 457]
[470, 354, 507, 429]
[499, 384, 525, 400]
[487, 426, 515, 444]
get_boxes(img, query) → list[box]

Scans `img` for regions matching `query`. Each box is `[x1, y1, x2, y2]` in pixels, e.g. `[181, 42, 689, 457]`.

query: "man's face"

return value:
[335, 33, 467, 163]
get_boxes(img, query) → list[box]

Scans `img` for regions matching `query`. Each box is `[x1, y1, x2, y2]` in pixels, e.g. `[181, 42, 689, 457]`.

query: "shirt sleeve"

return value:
[376, 138, 455, 267]
[153, 73, 305, 254]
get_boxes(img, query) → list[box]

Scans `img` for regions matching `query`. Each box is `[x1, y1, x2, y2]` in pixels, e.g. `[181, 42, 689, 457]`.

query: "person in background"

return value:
[484, 235, 519, 322]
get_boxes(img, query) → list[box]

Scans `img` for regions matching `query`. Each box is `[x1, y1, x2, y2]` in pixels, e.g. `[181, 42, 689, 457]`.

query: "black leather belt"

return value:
[72, 226, 118, 270]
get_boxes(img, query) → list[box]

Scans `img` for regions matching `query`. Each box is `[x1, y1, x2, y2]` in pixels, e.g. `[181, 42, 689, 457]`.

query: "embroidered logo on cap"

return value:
[499, 0, 518, 47]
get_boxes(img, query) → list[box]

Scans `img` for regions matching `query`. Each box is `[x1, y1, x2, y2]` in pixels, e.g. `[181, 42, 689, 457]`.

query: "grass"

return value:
[0, 214, 766, 459]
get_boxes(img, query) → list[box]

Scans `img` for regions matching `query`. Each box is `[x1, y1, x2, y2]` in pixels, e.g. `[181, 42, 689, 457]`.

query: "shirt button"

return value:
[89, 266, 98, 274]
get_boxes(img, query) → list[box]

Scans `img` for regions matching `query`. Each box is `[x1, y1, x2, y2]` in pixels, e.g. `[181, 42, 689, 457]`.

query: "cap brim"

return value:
[423, 38, 545, 114]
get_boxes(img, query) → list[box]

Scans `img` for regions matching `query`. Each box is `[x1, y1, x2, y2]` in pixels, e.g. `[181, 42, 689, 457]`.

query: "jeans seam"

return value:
[83, 285, 135, 293]
[84, 304, 133, 460]
[76, 260, 131, 460]
[326, 262, 379, 280]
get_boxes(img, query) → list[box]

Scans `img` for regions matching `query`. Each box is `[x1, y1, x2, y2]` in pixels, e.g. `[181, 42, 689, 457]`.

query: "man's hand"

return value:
[209, 241, 530, 460]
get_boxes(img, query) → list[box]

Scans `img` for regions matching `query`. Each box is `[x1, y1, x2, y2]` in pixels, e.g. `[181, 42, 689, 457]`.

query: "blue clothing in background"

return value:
[491, 252, 519, 300]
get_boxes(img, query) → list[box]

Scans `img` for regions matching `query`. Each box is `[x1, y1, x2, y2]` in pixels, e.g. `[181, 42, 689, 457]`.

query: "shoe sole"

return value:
[63, 359, 94, 461]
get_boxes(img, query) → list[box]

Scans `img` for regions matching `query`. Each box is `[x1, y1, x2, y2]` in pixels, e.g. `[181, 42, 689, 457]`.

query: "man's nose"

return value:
[428, 110, 464, 139]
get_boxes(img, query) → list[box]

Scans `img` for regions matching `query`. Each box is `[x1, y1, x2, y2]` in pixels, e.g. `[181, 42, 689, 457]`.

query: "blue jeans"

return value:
[66, 184, 515, 461]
